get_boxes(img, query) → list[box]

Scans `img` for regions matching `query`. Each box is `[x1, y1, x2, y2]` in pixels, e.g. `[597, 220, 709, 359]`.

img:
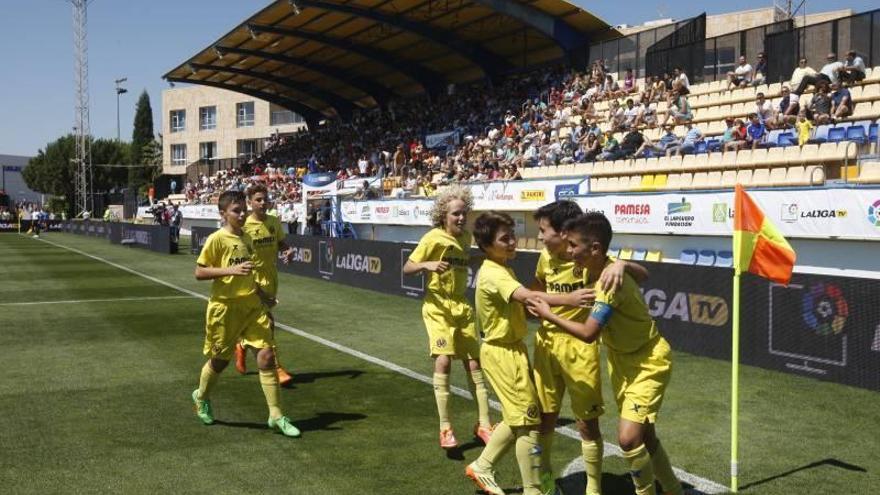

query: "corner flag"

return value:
[732, 184, 796, 284]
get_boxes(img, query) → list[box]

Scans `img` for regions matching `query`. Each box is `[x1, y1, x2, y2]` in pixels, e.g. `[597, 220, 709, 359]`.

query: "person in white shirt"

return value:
[727, 56, 753, 89]
[357, 155, 369, 175]
[673, 67, 690, 93]
[754, 92, 776, 127]
[840, 50, 866, 83]
[793, 53, 842, 95]
[789, 58, 816, 89]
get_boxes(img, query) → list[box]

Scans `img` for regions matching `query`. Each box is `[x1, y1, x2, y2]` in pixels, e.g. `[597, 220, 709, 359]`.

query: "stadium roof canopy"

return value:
[163, 0, 617, 126]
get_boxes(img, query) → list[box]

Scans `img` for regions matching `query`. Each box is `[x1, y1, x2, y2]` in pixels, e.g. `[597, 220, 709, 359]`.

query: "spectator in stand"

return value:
[393, 144, 406, 176]
[663, 89, 693, 126]
[793, 53, 843, 96]
[719, 117, 740, 152]
[830, 81, 853, 120]
[751, 52, 768, 87]
[673, 67, 690, 94]
[622, 99, 640, 130]
[796, 110, 814, 146]
[840, 50, 866, 84]
[809, 85, 833, 124]
[582, 132, 602, 162]
[727, 55, 753, 89]
[668, 122, 703, 156]
[754, 92, 776, 128]
[608, 100, 626, 131]
[774, 86, 800, 128]
[648, 76, 666, 102]
[357, 154, 369, 176]
[621, 68, 638, 95]
[618, 127, 645, 159]
[597, 131, 620, 161]
[745, 113, 767, 149]
[635, 124, 679, 158]
[639, 100, 658, 128]
[790, 57, 816, 91]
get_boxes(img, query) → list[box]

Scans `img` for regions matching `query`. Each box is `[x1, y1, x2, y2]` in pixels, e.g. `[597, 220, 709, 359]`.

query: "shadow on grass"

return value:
[212, 419, 266, 430]
[295, 411, 367, 432]
[557, 470, 699, 495]
[290, 370, 365, 384]
[444, 438, 485, 461]
[739, 458, 867, 491]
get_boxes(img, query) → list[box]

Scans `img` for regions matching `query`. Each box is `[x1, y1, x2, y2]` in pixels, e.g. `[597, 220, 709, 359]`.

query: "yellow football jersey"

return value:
[243, 214, 285, 297]
[590, 259, 659, 354]
[408, 228, 471, 304]
[534, 248, 591, 334]
[197, 228, 258, 300]
[476, 259, 527, 344]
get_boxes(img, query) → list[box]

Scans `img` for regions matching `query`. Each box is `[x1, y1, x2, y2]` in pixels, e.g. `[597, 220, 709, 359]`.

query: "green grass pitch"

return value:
[0, 232, 876, 494]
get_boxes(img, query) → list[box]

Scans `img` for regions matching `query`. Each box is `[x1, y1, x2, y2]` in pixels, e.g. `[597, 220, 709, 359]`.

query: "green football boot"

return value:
[191, 389, 214, 425]
[268, 415, 301, 438]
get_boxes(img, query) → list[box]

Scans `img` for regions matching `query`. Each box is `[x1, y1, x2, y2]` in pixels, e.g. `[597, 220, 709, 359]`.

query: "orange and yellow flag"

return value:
[733, 184, 796, 285]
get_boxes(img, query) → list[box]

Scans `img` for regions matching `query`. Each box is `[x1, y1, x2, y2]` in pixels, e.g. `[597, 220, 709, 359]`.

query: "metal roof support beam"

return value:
[215, 46, 393, 106]
[165, 77, 324, 129]
[189, 62, 356, 119]
[293, 0, 513, 78]
[468, 0, 587, 51]
[248, 24, 445, 92]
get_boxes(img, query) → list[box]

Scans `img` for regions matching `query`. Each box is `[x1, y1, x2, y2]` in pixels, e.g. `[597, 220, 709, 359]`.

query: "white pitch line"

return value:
[32, 235, 728, 494]
[0, 295, 193, 306]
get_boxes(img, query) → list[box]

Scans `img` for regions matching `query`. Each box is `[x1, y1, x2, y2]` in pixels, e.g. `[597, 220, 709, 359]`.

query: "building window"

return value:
[237, 139, 258, 159]
[199, 142, 216, 163]
[236, 101, 255, 127]
[170, 110, 186, 133]
[171, 144, 187, 166]
[270, 109, 304, 126]
[199, 106, 216, 131]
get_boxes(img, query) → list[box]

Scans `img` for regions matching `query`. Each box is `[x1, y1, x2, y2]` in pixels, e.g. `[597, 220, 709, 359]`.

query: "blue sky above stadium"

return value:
[0, 0, 872, 157]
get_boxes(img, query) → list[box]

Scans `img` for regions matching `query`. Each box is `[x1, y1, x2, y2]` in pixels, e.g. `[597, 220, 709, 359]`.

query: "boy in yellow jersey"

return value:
[403, 185, 493, 449]
[191, 190, 300, 438]
[234, 184, 295, 386]
[532, 201, 650, 495]
[528, 213, 683, 495]
[466, 211, 569, 495]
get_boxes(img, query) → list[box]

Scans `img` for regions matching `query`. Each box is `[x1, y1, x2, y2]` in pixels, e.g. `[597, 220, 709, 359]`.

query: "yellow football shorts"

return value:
[480, 341, 541, 427]
[533, 330, 604, 420]
[606, 335, 672, 424]
[421, 298, 479, 360]
[203, 294, 274, 360]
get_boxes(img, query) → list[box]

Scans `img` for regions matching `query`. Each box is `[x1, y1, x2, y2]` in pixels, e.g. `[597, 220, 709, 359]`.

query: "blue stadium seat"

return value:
[811, 125, 831, 143]
[778, 132, 796, 147]
[679, 249, 698, 265]
[827, 126, 847, 143]
[696, 250, 716, 266]
[632, 248, 647, 261]
[608, 246, 620, 258]
[706, 138, 722, 152]
[715, 250, 734, 267]
[846, 125, 867, 144]
[869, 122, 879, 142]
[764, 129, 783, 147]
[695, 141, 708, 154]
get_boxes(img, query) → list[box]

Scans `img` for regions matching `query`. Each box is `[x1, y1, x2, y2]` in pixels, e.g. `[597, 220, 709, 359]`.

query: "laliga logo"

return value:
[802, 283, 848, 335]
[336, 253, 382, 274]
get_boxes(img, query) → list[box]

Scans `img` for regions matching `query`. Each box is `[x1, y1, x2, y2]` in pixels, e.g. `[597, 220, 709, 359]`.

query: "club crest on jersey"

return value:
[435, 337, 447, 348]
[526, 404, 539, 419]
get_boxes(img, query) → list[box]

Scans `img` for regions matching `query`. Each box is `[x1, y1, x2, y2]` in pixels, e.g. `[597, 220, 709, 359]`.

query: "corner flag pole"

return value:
[730, 266, 741, 493]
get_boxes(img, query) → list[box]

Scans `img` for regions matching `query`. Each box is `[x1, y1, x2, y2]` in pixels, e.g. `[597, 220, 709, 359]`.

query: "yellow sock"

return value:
[514, 427, 542, 495]
[476, 421, 514, 471]
[197, 361, 220, 400]
[433, 373, 451, 429]
[651, 441, 682, 495]
[582, 438, 604, 495]
[622, 444, 656, 495]
[468, 369, 492, 427]
[259, 369, 283, 419]
[538, 429, 555, 477]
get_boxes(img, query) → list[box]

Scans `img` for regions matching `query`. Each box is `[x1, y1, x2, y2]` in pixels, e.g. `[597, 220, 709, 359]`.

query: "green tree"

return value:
[129, 90, 155, 190]
[23, 135, 131, 216]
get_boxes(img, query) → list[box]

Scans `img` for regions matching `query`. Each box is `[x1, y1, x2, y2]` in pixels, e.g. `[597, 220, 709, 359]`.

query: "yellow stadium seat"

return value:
[721, 170, 738, 188]
[783, 145, 802, 164]
[769, 167, 788, 185]
[640, 174, 655, 190]
[705, 170, 723, 188]
[645, 250, 662, 262]
[653, 173, 668, 188]
[736, 169, 753, 186]
[619, 247, 634, 260]
[751, 168, 771, 186]
[784, 166, 806, 185]
[854, 162, 880, 183]
[842, 165, 859, 180]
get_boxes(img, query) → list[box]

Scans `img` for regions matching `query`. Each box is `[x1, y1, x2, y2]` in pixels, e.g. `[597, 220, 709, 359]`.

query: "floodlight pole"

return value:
[71, 0, 93, 215]
[115, 77, 128, 141]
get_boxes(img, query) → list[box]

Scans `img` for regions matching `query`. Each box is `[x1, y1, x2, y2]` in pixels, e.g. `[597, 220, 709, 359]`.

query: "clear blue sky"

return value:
[0, 0, 871, 157]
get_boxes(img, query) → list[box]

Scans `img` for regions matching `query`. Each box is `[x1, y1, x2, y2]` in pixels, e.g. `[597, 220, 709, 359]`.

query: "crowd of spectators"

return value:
[173, 49, 871, 205]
